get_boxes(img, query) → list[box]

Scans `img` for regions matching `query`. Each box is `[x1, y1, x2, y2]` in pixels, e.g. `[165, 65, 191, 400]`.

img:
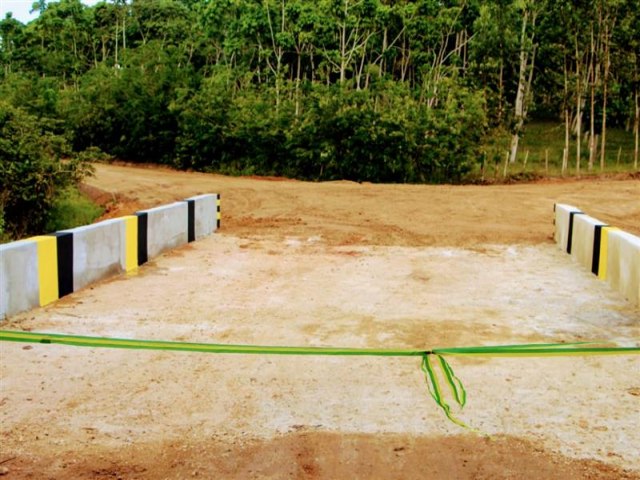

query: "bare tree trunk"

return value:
[264, 0, 286, 108]
[509, 7, 537, 165]
[400, 34, 409, 82]
[503, 151, 509, 178]
[523, 41, 536, 120]
[498, 58, 504, 124]
[356, 48, 366, 89]
[381, 28, 387, 75]
[462, 28, 468, 75]
[509, 135, 520, 165]
[599, 21, 611, 171]
[634, 87, 639, 170]
[563, 55, 570, 175]
[339, 0, 348, 84]
[295, 50, 301, 117]
[563, 110, 570, 175]
[509, 10, 530, 164]
[588, 24, 597, 171]
[310, 49, 315, 82]
[575, 40, 582, 175]
[545, 148, 549, 175]
[115, 19, 119, 66]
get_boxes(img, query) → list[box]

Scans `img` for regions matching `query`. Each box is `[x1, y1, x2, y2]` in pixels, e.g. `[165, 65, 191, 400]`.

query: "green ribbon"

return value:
[1, 330, 638, 429]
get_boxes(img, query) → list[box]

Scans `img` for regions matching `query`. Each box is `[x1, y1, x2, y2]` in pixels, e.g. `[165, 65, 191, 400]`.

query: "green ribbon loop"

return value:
[1, 330, 638, 430]
[421, 353, 473, 430]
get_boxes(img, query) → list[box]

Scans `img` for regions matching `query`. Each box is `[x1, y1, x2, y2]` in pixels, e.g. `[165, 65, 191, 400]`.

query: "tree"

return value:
[0, 102, 92, 238]
[1, 0, 637, 187]
[507, 0, 541, 165]
[0, 14, 23, 76]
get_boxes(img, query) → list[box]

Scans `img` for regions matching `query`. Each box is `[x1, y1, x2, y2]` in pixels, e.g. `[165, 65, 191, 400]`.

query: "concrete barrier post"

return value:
[605, 230, 640, 306]
[0, 235, 63, 320]
[1, 240, 39, 320]
[121, 216, 138, 272]
[217, 194, 221, 230]
[48, 232, 74, 298]
[184, 194, 217, 241]
[554, 204, 583, 253]
[554, 204, 640, 307]
[139, 202, 189, 259]
[571, 214, 607, 273]
[64, 218, 127, 292]
[1, 195, 218, 320]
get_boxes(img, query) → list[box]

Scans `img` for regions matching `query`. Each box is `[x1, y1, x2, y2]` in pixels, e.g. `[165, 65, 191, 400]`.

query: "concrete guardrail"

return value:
[554, 203, 640, 307]
[0, 194, 220, 320]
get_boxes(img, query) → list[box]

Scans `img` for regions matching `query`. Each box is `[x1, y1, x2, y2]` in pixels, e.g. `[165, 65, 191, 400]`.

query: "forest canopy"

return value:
[1, 0, 639, 191]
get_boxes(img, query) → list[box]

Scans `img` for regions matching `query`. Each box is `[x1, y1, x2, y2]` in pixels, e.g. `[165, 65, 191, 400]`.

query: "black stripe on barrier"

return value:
[217, 194, 221, 229]
[591, 224, 607, 275]
[136, 212, 148, 266]
[187, 200, 195, 243]
[566, 211, 584, 254]
[49, 232, 74, 297]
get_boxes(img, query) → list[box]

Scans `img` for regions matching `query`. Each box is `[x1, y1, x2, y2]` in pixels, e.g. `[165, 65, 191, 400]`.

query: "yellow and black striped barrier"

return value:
[0, 195, 220, 319]
[554, 204, 640, 305]
[30, 236, 59, 306]
[217, 193, 221, 230]
[592, 225, 618, 279]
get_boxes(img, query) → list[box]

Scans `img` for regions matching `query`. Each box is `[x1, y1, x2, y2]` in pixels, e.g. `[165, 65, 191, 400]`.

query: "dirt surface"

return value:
[85, 163, 640, 246]
[1, 164, 639, 479]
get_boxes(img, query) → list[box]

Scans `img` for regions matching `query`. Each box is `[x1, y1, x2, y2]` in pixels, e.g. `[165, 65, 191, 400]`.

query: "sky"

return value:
[0, 0, 102, 24]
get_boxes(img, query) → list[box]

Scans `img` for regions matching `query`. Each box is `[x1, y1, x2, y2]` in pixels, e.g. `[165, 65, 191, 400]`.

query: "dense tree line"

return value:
[0, 1, 638, 215]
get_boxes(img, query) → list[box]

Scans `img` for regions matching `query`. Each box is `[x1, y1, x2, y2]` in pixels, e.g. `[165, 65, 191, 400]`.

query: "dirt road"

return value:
[1, 164, 639, 479]
[85, 164, 640, 246]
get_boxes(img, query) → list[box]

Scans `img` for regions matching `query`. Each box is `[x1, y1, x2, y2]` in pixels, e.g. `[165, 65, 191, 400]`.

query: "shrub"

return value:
[0, 102, 93, 240]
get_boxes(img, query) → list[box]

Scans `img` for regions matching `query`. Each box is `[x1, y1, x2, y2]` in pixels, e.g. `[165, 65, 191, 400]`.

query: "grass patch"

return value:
[0, 208, 10, 243]
[473, 121, 638, 181]
[45, 187, 104, 233]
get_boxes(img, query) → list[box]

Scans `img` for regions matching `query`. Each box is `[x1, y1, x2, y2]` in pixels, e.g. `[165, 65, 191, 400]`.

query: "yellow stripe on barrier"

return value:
[123, 216, 138, 272]
[598, 227, 619, 281]
[30, 236, 58, 306]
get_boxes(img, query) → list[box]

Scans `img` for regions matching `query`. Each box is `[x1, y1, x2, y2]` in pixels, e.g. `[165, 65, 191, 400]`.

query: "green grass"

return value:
[45, 187, 104, 233]
[0, 209, 9, 243]
[473, 121, 638, 181]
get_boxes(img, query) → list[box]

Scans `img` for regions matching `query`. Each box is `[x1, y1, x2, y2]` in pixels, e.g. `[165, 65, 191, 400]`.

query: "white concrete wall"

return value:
[143, 202, 189, 258]
[64, 218, 127, 292]
[605, 230, 640, 306]
[554, 204, 640, 307]
[1, 195, 218, 320]
[0, 240, 39, 320]
[186, 194, 217, 240]
[571, 214, 605, 271]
